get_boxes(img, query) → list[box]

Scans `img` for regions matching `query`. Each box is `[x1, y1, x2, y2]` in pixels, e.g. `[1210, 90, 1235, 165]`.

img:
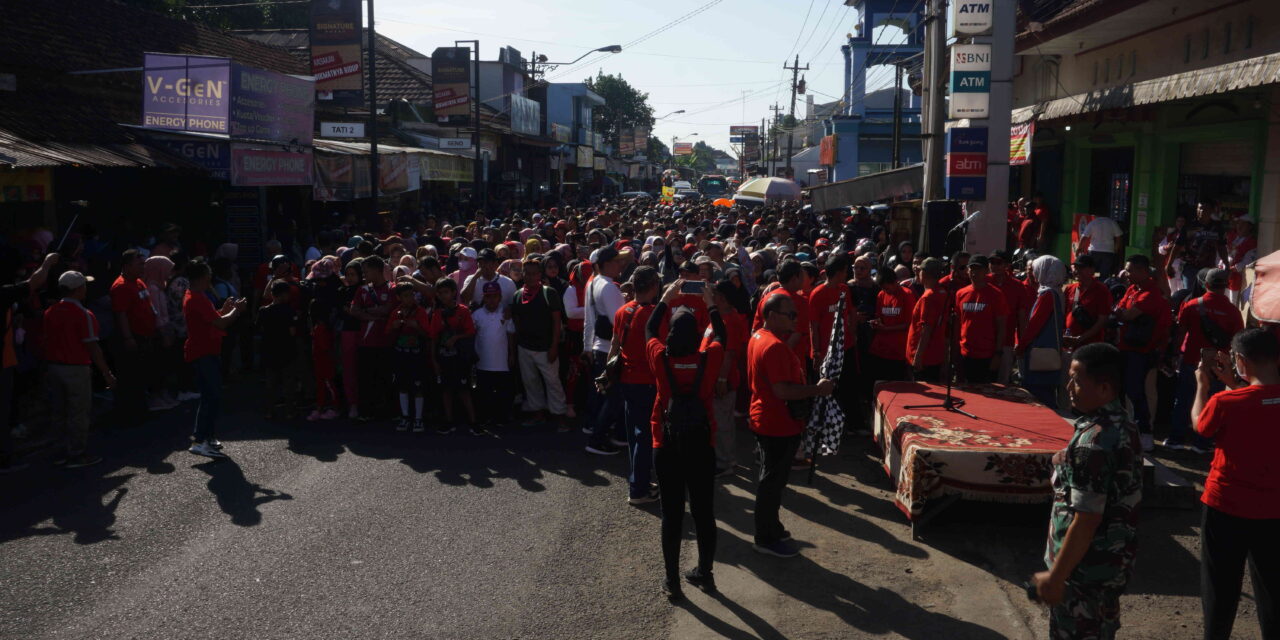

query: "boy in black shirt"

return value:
[259, 280, 299, 419]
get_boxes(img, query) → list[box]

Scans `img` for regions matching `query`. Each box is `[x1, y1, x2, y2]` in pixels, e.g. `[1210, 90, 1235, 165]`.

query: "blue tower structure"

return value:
[824, 0, 925, 183]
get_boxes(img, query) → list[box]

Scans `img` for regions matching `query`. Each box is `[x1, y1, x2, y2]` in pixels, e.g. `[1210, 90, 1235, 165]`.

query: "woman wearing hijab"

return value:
[1017, 255, 1068, 409]
[646, 278, 726, 602]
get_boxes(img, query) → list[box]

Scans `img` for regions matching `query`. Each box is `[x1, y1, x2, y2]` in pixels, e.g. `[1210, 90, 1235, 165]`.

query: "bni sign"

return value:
[949, 44, 991, 119]
[950, 1, 993, 36]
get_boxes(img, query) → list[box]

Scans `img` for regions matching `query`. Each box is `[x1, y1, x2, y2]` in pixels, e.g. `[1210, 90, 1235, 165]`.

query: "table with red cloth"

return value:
[872, 381, 1074, 522]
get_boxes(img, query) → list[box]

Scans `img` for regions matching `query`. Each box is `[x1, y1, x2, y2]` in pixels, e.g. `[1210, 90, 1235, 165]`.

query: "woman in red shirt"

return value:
[183, 260, 247, 459]
[646, 279, 724, 602]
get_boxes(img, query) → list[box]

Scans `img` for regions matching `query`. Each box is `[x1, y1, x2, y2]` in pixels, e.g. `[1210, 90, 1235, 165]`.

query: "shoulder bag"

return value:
[1028, 292, 1063, 372]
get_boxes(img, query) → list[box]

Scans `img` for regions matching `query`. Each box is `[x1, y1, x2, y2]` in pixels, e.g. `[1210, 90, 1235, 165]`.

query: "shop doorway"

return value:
[1089, 147, 1133, 225]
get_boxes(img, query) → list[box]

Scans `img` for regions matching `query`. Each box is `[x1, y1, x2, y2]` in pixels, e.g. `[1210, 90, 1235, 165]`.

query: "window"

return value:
[1245, 16, 1254, 49]
[1116, 55, 1123, 78]
[1202, 28, 1210, 59]
[1093, 60, 1099, 85]
[1224, 22, 1232, 54]
[1184, 35, 1192, 63]
[1104, 57, 1111, 82]
[1130, 51, 1137, 77]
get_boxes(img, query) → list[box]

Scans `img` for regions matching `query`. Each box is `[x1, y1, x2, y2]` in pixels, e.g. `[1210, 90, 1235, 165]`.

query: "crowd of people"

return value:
[1, 192, 1275, 637]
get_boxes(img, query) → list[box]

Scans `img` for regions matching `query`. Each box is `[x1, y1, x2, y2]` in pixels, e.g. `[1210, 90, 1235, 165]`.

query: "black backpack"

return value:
[1196, 298, 1235, 350]
[662, 351, 710, 450]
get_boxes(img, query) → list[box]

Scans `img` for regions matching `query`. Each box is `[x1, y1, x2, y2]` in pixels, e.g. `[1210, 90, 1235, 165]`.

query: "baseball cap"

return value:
[1072, 254, 1097, 269]
[595, 247, 620, 265]
[967, 255, 990, 269]
[58, 270, 91, 290]
[988, 249, 1012, 263]
[482, 281, 502, 296]
[459, 247, 478, 260]
[269, 254, 289, 268]
[478, 248, 498, 262]
[920, 257, 945, 277]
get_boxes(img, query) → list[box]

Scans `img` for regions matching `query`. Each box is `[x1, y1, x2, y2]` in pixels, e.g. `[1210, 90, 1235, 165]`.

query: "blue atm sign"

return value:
[946, 127, 988, 153]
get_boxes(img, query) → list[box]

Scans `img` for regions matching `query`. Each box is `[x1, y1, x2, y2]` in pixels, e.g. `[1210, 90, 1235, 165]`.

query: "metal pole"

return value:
[922, 0, 947, 201]
[892, 64, 903, 169]
[367, 0, 379, 207]
[784, 55, 809, 174]
[456, 40, 481, 214]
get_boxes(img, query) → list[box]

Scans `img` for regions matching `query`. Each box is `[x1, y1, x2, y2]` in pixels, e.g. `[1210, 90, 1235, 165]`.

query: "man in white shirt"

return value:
[1079, 215, 1124, 279]
[462, 248, 517, 309]
[583, 247, 625, 456]
[472, 282, 516, 428]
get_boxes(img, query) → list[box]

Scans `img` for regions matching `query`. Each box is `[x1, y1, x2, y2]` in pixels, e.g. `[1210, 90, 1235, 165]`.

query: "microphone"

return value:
[948, 210, 983, 234]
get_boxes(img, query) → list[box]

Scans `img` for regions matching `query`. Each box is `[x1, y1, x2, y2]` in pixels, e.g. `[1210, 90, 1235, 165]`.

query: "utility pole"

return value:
[783, 55, 809, 175]
[768, 104, 782, 176]
[921, 0, 947, 201]
[891, 63, 903, 169]
[456, 40, 481, 213]
[366, 0, 378, 207]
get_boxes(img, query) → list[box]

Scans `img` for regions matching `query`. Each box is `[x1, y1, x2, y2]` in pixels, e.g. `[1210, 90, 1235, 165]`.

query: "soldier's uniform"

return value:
[1045, 399, 1143, 640]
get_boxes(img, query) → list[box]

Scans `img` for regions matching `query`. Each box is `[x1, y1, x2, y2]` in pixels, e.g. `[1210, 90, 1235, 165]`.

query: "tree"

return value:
[584, 72, 655, 148]
[117, 0, 308, 30]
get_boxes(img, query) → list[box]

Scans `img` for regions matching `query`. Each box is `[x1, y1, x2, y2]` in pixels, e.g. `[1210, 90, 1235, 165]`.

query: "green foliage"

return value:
[648, 136, 670, 164]
[116, 0, 309, 31]
[583, 72, 655, 148]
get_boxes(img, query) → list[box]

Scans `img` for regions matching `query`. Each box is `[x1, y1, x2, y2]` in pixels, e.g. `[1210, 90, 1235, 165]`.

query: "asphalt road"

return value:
[0, 378, 1265, 640]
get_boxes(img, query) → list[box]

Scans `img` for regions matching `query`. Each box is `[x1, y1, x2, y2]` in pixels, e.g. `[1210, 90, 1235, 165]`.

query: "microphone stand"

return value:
[904, 219, 978, 419]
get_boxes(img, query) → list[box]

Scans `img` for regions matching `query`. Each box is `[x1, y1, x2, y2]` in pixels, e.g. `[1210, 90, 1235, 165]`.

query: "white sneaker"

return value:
[189, 441, 227, 459]
[1160, 438, 1188, 451]
[1140, 434, 1154, 453]
[1188, 444, 1211, 455]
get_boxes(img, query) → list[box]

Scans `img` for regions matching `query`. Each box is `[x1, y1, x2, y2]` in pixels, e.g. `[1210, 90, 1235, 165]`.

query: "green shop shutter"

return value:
[1179, 140, 1255, 177]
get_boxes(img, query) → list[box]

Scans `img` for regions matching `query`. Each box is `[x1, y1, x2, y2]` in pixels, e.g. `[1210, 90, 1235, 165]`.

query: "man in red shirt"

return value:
[938, 251, 971, 297]
[350, 256, 394, 421]
[707, 279, 748, 478]
[752, 260, 811, 369]
[988, 250, 1028, 384]
[1062, 255, 1113, 348]
[1192, 328, 1280, 639]
[808, 253, 853, 365]
[867, 267, 917, 383]
[1115, 254, 1172, 452]
[746, 293, 833, 558]
[1167, 269, 1242, 452]
[45, 271, 115, 468]
[907, 258, 948, 383]
[609, 266, 662, 504]
[110, 249, 161, 420]
[183, 260, 247, 458]
[954, 256, 1008, 383]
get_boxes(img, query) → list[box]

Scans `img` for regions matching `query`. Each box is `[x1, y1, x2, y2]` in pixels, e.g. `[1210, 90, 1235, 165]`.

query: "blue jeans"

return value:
[1169, 361, 1216, 448]
[193, 355, 222, 442]
[621, 383, 657, 498]
[1123, 350, 1153, 434]
[586, 351, 622, 448]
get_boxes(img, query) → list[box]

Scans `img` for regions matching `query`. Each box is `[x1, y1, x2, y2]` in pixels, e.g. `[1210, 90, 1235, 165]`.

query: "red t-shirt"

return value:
[954, 284, 1009, 359]
[1196, 384, 1280, 519]
[647, 338, 724, 449]
[753, 287, 811, 363]
[110, 275, 157, 337]
[869, 286, 917, 361]
[1176, 292, 1243, 365]
[808, 281, 855, 360]
[1117, 280, 1172, 353]
[669, 293, 711, 333]
[992, 275, 1028, 348]
[427, 303, 476, 339]
[183, 290, 224, 362]
[43, 299, 100, 365]
[385, 305, 432, 348]
[614, 301, 657, 385]
[702, 308, 748, 389]
[353, 282, 393, 347]
[1063, 279, 1113, 344]
[907, 287, 948, 367]
[747, 328, 805, 437]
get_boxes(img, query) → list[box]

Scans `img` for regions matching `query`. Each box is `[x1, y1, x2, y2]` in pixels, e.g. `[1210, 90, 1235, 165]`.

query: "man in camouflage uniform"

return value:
[1034, 342, 1142, 639]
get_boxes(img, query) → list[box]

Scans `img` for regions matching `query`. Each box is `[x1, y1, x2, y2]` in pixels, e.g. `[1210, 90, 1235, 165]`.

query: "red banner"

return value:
[1010, 121, 1034, 166]
[819, 135, 837, 165]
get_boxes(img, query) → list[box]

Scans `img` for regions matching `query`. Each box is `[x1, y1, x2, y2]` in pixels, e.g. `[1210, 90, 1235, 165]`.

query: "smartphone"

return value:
[680, 280, 706, 295]
[1200, 347, 1219, 363]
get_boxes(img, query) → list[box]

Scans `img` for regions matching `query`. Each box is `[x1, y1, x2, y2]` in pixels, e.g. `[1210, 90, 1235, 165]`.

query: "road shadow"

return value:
[192, 458, 293, 526]
[0, 473, 132, 544]
[677, 590, 788, 640]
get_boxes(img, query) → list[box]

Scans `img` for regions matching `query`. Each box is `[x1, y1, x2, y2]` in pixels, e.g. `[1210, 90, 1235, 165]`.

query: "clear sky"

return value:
[373, 0, 905, 158]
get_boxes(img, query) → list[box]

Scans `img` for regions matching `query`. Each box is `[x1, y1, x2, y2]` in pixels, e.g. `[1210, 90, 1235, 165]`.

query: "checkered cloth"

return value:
[803, 291, 846, 457]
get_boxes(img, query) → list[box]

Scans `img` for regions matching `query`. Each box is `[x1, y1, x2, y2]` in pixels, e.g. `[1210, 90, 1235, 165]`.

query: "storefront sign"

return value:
[147, 136, 230, 180]
[945, 127, 987, 199]
[142, 53, 232, 134]
[1009, 121, 1034, 166]
[0, 168, 52, 202]
[309, 0, 363, 106]
[432, 47, 472, 126]
[230, 65, 314, 145]
[479, 133, 498, 159]
[575, 145, 593, 167]
[593, 157, 606, 171]
[551, 123, 571, 143]
[320, 122, 364, 138]
[729, 125, 758, 136]
[620, 127, 635, 155]
[949, 44, 991, 119]
[440, 138, 470, 149]
[510, 95, 540, 136]
[673, 142, 693, 156]
[950, 1, 993, 35]
[230, 144, 313, 186]
[633, 126, 649, 153]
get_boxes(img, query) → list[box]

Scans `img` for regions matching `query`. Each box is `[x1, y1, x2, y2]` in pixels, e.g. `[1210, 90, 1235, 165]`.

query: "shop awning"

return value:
[805, 163, 923, 211]
[0, 128, 202, 169]
[1012, 51, 1280, 124]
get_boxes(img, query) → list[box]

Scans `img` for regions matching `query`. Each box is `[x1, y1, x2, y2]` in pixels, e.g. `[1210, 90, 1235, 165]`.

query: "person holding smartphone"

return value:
[183, 260, 248, 459]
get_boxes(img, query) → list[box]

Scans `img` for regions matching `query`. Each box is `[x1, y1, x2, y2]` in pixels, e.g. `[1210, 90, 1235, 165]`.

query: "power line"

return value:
[795, 0, 839, 57]
[545, 0, 725, 83]
[185, 0, 306, 7]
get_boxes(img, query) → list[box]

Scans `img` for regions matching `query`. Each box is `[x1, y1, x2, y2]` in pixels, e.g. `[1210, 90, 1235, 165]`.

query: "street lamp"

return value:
[657, 109, 686, 120]
[527, 45, 623, 79]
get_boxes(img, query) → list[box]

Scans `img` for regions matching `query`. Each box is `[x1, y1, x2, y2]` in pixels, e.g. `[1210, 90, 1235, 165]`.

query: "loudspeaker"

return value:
[922, 200, 963, 258]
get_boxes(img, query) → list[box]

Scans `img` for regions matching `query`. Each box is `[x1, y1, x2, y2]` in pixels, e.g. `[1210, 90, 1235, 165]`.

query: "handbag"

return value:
[1028, 292, 1063, 372]
[598, 304, 641, 389]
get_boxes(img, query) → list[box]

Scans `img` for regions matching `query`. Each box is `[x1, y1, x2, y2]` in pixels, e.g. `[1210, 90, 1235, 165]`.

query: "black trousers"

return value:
[865, 353, 910, 385]
[655, 444, 717, 582]
[357, 346, 393, 419]
[1201, 504, 1279, 640]
[915, 364, 943, 384]
[110, 334, 157, 424]
[754, 433, 800, 545]
[475, 369, 512, 425]
[961, 356, 994, 384]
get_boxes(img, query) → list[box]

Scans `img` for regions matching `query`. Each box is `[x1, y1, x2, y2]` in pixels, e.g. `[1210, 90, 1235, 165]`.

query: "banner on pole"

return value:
[948, 44, 991, 119]
[1010, 121, 1034, 166]
[432, 47, 472, 126]
[673, 141, 694, 156]
[310, 0, 363, 106]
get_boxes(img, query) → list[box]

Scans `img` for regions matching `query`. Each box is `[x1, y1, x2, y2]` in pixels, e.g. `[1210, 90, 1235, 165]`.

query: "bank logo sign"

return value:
[948, 44, 991, 119]
[950, 1, 993, 35]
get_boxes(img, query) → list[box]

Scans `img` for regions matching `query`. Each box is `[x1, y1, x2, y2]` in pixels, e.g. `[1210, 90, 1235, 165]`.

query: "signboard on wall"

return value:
[510, 94, 540, 135]
[230, 144, 313, 186]
[633, 126, 649, 153]
[575, 145, 593, 167]
[673, 141, 694, 156]
[945, 127, 988, 200]
[432, 47, 472, 126]
[950, 1, 993, 35]
[619, 127, 635, 156]
[1009, 121, 1034, 166]
[146, 135, 230, 180]
[819, 135, 837, 165]
[309, 0, 363, 106]
[142, 53, 231, 134]
[949, 44, 991, 119]
[320, 122, 364, 138]
[229, 64, 315, 145]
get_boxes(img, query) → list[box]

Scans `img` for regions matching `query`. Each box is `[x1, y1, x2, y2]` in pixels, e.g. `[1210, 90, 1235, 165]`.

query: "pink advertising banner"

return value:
[230, 144, 313, 187]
